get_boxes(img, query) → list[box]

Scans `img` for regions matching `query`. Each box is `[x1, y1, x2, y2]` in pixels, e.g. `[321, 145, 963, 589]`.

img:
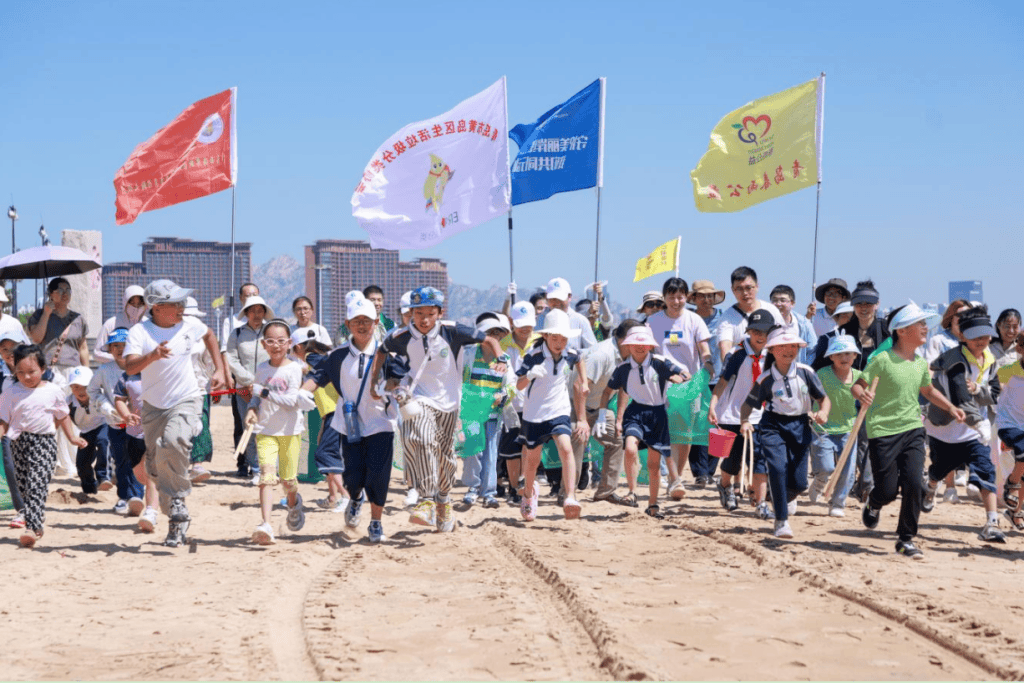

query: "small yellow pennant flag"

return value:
[633, 237, 680, 283]
[211, 295, 225, 309]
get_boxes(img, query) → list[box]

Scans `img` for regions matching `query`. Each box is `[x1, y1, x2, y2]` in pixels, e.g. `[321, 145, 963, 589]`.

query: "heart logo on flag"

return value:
[736, 115, 771, 143]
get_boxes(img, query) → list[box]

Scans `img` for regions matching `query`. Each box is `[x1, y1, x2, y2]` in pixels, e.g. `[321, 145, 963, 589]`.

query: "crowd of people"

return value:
[0, 267, 1021, 561]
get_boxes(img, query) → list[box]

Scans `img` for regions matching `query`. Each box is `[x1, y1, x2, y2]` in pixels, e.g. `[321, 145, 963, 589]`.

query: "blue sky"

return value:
[2, 0, 1020, 316]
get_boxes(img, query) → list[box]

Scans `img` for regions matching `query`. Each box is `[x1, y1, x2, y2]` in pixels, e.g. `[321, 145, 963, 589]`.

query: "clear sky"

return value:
[2, 0, 1020, 316]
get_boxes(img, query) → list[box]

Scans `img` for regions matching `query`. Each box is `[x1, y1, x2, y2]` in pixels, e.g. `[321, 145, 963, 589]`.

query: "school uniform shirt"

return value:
[113, 373, 144, 439]
[517, 342, 581, 423]
[249, 361, 312, 437]
[861, 349, 931, 440]
[579, 338, 622, 411]
[69, 394, 105, 434]
[309, 335, 389, 438]
[87, 361, 125, 427]
[124, 317, 208, 410]
[996, 362, 1024, 431]
[811, 307, 838, 338]
[381, 321, 485, 413]
[645, 310, 710, 378]
[716, 300, 784, 349]
[607, 353, 686, 407]
[716, 339, 770, 425]
[501, 332, 539, 413]
[0, 382, 69, 440]
[746, 362, 826, 417]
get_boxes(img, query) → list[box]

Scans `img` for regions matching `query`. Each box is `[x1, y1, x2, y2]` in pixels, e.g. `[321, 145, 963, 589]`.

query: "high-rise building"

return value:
[100, 262, 146, 322]
[101, 237, 251, 321]
[948, 280, 983, 305]
[304, 239, 448, 336]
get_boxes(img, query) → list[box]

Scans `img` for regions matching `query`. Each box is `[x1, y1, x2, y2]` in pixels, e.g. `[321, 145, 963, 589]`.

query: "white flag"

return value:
[351, 77, 510, 249]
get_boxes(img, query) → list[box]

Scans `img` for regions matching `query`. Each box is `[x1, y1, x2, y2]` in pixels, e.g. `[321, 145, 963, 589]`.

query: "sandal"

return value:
[1005, 508, 1024, 532]
[621, 492, 639, 508]
[645, 505, 665, 520]
[1004, 478, 1021, 510]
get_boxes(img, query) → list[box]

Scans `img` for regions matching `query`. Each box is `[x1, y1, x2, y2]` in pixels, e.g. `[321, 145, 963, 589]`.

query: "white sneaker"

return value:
[808, 480, 825, 504]
[942, 487, 960, 505]
[286, 494, 305, 532]
[828, 506, 846, 517]
[774, 520, 794, 538]
[669, 478, 687, 500]
[404, 488, 419, 507]
[954, 470, 968, 487]
[368, 520, 386, 543]
[252, 522, 275, 545]
[345, 495, 364, 529]
[138, 507, 158, 533]
[126, 497, 146, 517]
[788, 499, 798, 516]
[251, 472, 261, 486]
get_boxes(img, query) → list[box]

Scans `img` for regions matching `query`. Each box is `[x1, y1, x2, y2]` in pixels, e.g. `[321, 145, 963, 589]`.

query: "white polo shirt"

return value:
[381, 320, 484, 413]
[310, 338, 394, 438]
[517, 341, 581, 422]
[717, 340, 769, 425]
[607, 353, 685, 407]
[745, 361, 825, 417]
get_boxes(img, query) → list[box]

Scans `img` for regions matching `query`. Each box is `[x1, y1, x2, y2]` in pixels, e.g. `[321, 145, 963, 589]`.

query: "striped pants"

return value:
[400, 404, 458, 501]
[11, 432, 58, 534]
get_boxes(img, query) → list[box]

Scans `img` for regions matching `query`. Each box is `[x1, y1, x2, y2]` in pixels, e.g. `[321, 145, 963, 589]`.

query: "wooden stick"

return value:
[823, 376, 879, 499]
[745, 431, 755, 492]
[235, 422, 255, 459]
[738, 429, 748, 499]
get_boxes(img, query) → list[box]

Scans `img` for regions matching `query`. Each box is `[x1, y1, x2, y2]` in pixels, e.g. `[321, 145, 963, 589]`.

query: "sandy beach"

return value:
[1, 403, 1022, 681]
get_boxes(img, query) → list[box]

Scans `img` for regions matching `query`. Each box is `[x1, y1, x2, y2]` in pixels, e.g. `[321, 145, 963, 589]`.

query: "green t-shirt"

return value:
[816, 366, 863, 435]
[862, 349, 931, 439]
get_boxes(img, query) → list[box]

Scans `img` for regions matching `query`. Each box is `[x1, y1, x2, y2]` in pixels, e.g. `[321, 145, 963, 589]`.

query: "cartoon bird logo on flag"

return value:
[423, 154, 454, 215]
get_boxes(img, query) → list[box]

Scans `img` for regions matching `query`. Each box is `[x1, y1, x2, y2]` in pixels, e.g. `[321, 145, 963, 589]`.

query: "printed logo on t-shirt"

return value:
[440, 348, 449, 358]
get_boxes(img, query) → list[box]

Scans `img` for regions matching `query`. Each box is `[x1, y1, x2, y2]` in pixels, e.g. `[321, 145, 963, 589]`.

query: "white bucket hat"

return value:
[237, 295, 275, 320]
[123, 285, 145, 304]
[184, 296, 205, 317]
[765, 327, 808, 348]
[890, 300, 940, 331]
[825, 334, 860, 357]
[831, 301, 854, 319]
[535, 309, 580, 338]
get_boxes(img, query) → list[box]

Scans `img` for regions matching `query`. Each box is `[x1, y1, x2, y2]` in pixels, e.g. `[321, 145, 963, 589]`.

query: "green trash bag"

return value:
[667, 368, 711, 446]
[0, 457, 11, 511]
[456, 383, 499, 458]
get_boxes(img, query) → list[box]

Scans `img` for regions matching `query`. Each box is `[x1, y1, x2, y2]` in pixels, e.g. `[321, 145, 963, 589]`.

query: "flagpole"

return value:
[508, 208, 515, 306]
[675, 235, 681, 277]
[593, 187, 602, 284]
[229, 185, 236, 322]
[811, 72, 826, 300]
[594, 77, 607, 286]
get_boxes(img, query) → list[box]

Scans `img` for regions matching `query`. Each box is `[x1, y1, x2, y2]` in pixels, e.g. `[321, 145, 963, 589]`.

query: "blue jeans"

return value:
[688, 443, 720, 479]
[233, 393, 259, 474]
[809, 431, 857, 507]
[108, 427, 145, 501]
[75, 424, 110, 494]
[462, 418, 499, 499]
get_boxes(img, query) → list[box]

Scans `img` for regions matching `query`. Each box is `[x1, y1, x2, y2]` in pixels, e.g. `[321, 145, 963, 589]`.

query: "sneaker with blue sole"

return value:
[286, 494, 306, 532]
[368, 520, 386, 543]
[345, 493, 365, 529]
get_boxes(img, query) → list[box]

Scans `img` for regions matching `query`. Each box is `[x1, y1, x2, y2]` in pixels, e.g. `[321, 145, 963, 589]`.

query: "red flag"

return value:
[114, 88, 236, 225]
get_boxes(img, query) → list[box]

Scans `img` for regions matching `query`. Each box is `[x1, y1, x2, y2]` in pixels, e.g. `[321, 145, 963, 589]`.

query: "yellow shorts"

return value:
[256, 434, 301, 490]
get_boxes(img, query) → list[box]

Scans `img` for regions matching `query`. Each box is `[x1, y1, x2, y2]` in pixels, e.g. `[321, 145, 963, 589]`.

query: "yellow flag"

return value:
[211, 295, 225, 309]
[690, 76, 822, 212]
[633, 237, 680, 283]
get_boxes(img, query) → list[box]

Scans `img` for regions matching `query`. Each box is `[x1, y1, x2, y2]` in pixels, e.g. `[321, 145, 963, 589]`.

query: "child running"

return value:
[853, 302, 965, 560]
[112, 360, 159, 532]
[0, 345, 87, 547]
[245, 319, 316, 545]
[740, 328, 830, 538]
[807, 335, 862, 517]
[516, 309, 589, 521]
[67, 366, 112, 494]
[996, 331, 1024, 532]
[708, 309, 776, 517]
[496, 301, 538, 507]
[596, 326, 686, 519]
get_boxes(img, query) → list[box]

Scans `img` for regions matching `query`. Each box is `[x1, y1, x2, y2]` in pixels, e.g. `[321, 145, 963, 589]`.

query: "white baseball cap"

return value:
[67, 366, 94, 387]
[347, 297, 378, 322]
[831, 301, 854, 319]
[545, 277, 572, 301]
[400, 290, 413, 314]
[345, 290, 365, 308]
[291, 326, 319, 347]
[509, 301, 536, 328]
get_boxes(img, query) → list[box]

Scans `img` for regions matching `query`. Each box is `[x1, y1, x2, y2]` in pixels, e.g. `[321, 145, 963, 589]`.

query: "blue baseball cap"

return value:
[101, 327, 130, 352]
[409, 286, 444, 309]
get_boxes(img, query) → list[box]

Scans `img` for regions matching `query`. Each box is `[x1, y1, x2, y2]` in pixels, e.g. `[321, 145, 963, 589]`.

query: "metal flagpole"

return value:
[229, 185, 236, 323]
[810, 72, 826, 300]
[674, 235, 680, 277]
[593, 77, 606, 287]
[508, 208, 515, 306]
[593, 187, 602, 284]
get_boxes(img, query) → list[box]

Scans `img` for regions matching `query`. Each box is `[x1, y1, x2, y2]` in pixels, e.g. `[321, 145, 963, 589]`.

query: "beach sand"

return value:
[1, 404, 1022, 681]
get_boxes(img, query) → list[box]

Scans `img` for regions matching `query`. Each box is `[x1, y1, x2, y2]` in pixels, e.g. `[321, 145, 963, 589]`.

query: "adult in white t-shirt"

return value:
[124, 280, 226, 549]
[716, 266, 784, 358]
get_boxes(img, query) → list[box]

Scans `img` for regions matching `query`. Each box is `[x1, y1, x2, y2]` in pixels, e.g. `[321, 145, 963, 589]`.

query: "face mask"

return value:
[126, 305, 146, 324]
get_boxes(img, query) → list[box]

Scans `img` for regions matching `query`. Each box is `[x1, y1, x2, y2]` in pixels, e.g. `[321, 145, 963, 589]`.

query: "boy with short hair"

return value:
[370, 286, 506, 532]
[708, 309, 776, 515]
[497, 301, 539, 506]
[124, 279, 226, 548]
[741, 328, 830, 539]
[66, 366, 112, 495]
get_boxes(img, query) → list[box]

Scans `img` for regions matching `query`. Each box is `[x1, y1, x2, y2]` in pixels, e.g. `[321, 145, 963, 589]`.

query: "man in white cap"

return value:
[536, 277, 597, 352]
[94, 285, 147, 364]
[124, 279, 227, 548]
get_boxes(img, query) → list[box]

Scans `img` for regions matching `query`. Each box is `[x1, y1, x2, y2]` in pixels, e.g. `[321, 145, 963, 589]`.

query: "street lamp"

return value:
[7, 205, 17, 315]
[36, 224, 49, 306]
[310, 263, 332, 328]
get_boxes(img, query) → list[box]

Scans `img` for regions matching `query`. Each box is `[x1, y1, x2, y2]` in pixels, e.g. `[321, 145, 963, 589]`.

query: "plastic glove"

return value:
[526, 364, 548, 381]
[591, 409, 609, 438]
[507, 281, 517, 296]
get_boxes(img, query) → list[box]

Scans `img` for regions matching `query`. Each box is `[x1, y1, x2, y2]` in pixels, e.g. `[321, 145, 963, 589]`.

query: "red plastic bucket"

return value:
[708, 428, 737, 458]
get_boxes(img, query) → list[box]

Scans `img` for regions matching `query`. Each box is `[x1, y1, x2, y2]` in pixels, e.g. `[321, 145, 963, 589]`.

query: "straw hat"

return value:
[535, 309, 580, 338]
[688, 280, 726, 305]
[636, 291, 664, 313]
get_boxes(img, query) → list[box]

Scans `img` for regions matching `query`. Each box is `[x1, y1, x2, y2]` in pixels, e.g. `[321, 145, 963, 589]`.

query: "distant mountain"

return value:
[445, 282, 635, 327]
[252, 254, 304, 316]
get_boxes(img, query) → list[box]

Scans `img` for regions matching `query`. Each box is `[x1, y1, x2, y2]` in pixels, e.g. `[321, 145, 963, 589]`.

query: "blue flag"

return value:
[509, 78, 604, 206]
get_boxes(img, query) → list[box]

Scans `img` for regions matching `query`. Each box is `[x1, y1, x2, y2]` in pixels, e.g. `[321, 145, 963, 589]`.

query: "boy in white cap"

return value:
[497, 301, 539, 506]
[94, 285, 147, 364]
[807, 334, 862, 516]
[741, 328, 830, 538]
[67, 366, 112, 494]
[124, 279, 227, 548]
[398, 291, 413, 328]
[596, 325, 687, 518]
[516, 309, 589, 520]
[538, 277, 597, 352]
[370, 286, 505, 532]
[853, 302, 965, 559]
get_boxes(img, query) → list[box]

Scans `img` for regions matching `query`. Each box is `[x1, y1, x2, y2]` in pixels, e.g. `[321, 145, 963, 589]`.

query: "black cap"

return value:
[747, 309, 776, 333]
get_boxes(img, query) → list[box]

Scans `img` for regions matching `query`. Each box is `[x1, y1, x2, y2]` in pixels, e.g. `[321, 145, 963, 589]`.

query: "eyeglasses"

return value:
[54, 287, 71, 295]
[294, 306, 312, 313]
[732, 285, 756, 293]
[262, 338, 290, 346]
[770, 298, 792, 305]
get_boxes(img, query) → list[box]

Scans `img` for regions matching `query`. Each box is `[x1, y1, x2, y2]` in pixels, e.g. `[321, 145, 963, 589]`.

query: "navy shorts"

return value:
[314, 414, 344, 475]
[519, 416, 571, 449]
[998, 427, 1024, 460]
[622, 402, 670, 456]
[498, 413, 523, 459]
[928, 437, 997, 492]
